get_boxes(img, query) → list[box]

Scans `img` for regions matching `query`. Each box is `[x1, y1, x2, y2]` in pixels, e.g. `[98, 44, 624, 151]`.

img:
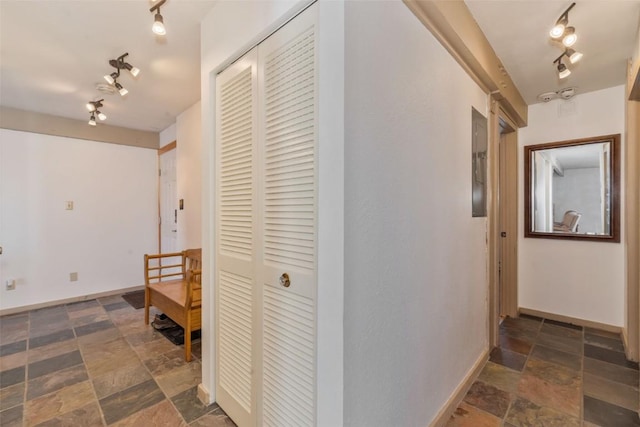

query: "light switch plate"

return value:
[66, 201, 74, 210]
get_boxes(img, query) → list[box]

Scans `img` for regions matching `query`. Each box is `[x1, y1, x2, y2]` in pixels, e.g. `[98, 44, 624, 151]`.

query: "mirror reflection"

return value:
[525, 134, 620, 242]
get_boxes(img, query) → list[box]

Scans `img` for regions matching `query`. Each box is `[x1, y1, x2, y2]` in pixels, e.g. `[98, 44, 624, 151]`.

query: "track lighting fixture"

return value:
[86, 99, 107, 125]
[550, 3, 576, 40]
[150, 0, 167, 36]
[554, 54, 571, 79]
[549, 3, 582, 79]
[103, 52, 138, 96]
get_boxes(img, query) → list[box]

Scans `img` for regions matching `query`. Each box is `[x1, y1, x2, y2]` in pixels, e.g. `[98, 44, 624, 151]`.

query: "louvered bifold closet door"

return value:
[215, 49, 258, 427]
[257, 5, 318, 427]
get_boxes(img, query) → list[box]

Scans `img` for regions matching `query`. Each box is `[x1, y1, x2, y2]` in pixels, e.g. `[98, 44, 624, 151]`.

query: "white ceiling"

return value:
[0, 0, 216, 132]
[466, 0, 640, 105]
[1, 1, 638, 133]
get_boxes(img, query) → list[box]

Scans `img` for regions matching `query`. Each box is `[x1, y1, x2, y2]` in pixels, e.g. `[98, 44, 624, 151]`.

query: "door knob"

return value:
[279, 273, 290, 288]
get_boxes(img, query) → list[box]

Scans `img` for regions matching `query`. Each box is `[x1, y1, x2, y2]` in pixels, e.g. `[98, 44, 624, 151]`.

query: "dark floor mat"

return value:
[121, 290, 145, 310]
[158, 323, 201, 346]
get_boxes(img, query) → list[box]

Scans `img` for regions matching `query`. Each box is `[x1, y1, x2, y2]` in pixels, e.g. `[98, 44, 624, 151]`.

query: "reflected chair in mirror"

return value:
[553, 210, 582, 233]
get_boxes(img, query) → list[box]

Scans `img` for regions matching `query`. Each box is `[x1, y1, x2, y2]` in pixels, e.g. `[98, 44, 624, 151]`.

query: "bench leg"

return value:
[185, 313, 192, 362]
[144, 287, 150, 325]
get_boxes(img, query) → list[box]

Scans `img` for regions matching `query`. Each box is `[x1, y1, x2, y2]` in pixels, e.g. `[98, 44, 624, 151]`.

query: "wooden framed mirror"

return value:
[524, 134, 620, 242]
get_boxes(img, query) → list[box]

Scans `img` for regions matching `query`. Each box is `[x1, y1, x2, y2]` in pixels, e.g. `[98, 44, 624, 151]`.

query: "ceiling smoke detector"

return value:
[538, 92, 558, 103]
[559, 87, 577, 100]
[95, 82, 117, 95]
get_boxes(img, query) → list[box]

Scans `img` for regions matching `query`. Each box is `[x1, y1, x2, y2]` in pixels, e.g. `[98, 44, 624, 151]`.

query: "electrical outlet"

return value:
[6, 279, 16, 291]
[70, 272, 78, 282]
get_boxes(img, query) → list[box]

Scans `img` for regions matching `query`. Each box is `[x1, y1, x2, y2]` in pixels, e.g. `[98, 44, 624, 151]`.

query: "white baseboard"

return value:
[429, 348, 490, 427]
[197, 383, 213, 405]
[0, 285, 144, 316]
[518, 307, 621, 334]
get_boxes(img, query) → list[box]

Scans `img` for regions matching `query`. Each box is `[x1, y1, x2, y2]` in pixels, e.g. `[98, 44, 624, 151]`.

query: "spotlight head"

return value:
[97, 111, 107, 121]
[88, 114, 97, 126]
[557, 62, 571, 79]
[123, 63, 140, 77]
[566, 48, 583, 64]
[104, 72, 117, 85]
[562, 27, 577, 47]
[550, 17, 568, 39]
[115, 82, 128, 96]
[152, 12, 166, 35]
[86, 99, 104, 112]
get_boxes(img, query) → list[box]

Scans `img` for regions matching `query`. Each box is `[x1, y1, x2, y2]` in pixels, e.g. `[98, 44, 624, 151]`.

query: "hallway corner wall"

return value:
[518, 85, 626, 327]
[343, 2, 489, 425]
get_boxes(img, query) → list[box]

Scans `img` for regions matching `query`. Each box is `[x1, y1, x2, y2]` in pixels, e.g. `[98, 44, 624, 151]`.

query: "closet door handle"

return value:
[279, 273, 291, 288]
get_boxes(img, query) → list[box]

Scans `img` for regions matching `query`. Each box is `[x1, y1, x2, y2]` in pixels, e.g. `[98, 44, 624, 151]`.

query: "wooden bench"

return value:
[144, 248, 202, 362]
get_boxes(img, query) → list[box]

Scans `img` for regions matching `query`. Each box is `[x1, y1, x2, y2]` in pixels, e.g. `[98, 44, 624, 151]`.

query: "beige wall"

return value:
[625, 20, 640, 359]
[0, 106, 158, 149]
[176, 101, 202, 250]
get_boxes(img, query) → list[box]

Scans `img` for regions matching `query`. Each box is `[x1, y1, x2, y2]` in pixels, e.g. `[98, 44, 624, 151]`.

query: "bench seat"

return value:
[144, 249, 201, 361]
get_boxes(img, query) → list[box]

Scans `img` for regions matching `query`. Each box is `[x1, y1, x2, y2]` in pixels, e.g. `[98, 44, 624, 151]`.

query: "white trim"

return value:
[429, 349, 490, 427]
[0, 285, 144, 316]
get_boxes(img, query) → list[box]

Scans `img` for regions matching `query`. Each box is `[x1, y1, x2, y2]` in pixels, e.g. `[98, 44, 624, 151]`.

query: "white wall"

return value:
[176, 101, 202, 250]
[160, 124, 177, 148]
[201, 2, 344, 426]
[343, 2, 488, 426]
[519, 85, 626, 326]
[0, 129, 158, 310]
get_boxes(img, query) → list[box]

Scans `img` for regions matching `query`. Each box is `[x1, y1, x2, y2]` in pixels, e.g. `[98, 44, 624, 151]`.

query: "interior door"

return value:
[499, 128, 518, 318]
[159, 148, 178, 253]
[257, 6, 318, 426]
[215, 49, 258, 427]
[214, 5, 317, 426]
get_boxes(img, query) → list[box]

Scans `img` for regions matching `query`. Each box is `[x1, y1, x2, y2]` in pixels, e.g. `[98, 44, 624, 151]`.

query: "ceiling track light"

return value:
[86, 99, 107, 125]
[550, 2, 576, 39]
[554, 54, 571, 79]
[150, 0, 167, 36]
[103, 52, 138, 96]
[105, 52, 140, 81]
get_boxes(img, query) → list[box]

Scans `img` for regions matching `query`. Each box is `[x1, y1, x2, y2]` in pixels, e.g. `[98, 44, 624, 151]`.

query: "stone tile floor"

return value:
[447, 315, 640, 427]
[0, 294, 237, 426]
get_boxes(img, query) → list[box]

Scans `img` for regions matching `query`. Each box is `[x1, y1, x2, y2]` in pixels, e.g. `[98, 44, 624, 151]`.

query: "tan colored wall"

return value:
[625, 19, 640, 360]
[0, 106, 158, 149]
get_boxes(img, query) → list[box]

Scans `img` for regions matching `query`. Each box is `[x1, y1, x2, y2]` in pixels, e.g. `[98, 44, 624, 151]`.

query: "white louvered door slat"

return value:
[257, 5, 317, 426]
[215, 49, 258, 427]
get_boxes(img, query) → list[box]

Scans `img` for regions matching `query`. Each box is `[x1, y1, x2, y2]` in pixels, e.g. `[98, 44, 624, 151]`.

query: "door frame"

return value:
[158, 140, 177, 253]
[488, 97, 519, 347]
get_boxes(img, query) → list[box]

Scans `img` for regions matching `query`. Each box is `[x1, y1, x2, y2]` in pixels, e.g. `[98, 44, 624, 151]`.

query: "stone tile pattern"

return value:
[447, 315, 640, 427]
[0, 295, 236, 426]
